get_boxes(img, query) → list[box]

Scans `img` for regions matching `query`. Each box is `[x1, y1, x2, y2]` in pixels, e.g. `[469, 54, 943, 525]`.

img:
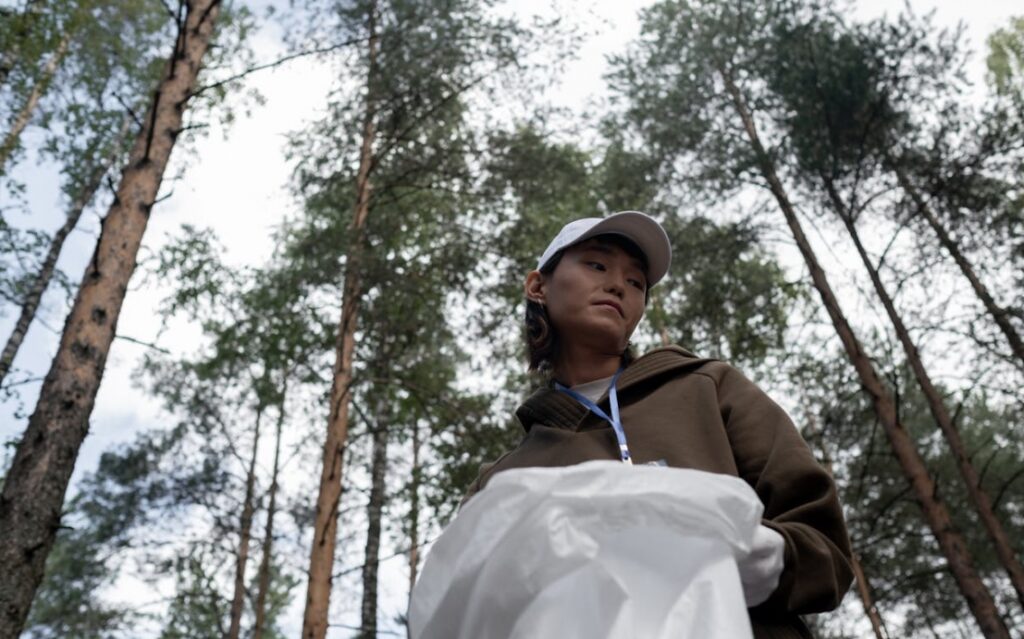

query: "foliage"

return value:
[794, 348, 1024, 635]
[0, 219, 60, 310]
[761, 3, 1024, 375]
[477, 122, 800, 374]
[655, 215, 801, 366]
[7, 1, 1024, 636]
[158, 545, 230, 639]
[987, 16, 1024, 99]
[22, 425, 192, 638]
[0, 0, 169, 177]
[22, 500, 133, 638]
[280, 2, 543, 577]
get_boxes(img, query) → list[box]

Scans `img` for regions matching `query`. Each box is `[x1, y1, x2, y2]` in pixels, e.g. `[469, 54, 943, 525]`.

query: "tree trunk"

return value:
[253, 400, 286, 639]
[0, 118, 129, 389]
[0, 3, 222, 636]
[301, 5, 378, 638]
[825, 179, 1024, 609]
[406, 419, 421, 638]
[717, 66, 1010, 639]
[227, 406, 264, 639]
[649, 288, 672, 347]
[359, 397, 390, 639]
[0, 29, 70, 175]
[891, 163, 1024, 369]
[850, 552, 889, 639]
[807, 412, 889, 639]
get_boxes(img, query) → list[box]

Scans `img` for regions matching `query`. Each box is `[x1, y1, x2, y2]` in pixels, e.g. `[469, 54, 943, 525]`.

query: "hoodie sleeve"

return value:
[711, 363, 853, 615]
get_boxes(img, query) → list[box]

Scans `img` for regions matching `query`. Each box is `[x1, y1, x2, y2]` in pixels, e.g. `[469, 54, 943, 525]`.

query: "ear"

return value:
[524, 270, 546, 304]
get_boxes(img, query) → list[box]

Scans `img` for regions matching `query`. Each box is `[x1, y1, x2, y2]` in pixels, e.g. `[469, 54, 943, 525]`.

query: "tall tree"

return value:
[300, 4, 378, 633]
[801, 412, 889, 639]
[608, 2, 1010, 636]
[145, 227, 328, 638]
[0, 117, 131, 388]
[892, 161, 1024, 369]
[405, 419, 422, 605]
[0, 3, 224, 634]
[0, 1, 172, 390]
[252, 394, 288, 639]
[0, 30, 69, 174]
[226, 399, 264, 639]
[880, 16, 1024, 371]
[288, 1, 531, 635]
[763, 12, 1024, 607]
[794, 349, 1024, 636]
[0, 0, 169, 179]
[358, 374, 390, 638]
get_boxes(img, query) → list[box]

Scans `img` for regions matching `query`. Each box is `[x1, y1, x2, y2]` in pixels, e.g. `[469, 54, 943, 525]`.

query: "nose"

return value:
[604, 274, 625, 298]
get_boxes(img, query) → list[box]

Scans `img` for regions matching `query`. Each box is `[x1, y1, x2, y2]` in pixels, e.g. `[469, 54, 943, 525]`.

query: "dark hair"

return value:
[525, 233, 649, 375]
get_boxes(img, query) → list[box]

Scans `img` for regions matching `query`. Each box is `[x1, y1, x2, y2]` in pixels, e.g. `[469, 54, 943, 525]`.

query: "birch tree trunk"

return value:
[301, 5, 378, 637]
[0, 118, 129, 388]
[0, 3, 222, 635]
[359, 399, 390, 638]
[892, 163, 1024, 368]
[253, 401, 286, 639]
[0, 30, 70, 175]
[717, 66, 1010, 639]
[227, 406, 264, 639]
[825, 179, 1024, 609]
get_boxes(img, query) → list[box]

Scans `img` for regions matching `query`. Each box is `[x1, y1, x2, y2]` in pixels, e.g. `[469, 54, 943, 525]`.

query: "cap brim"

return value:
[573, 211, 671, 286]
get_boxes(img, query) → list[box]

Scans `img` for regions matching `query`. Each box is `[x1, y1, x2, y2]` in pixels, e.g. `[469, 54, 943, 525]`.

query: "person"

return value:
[460, 211, 853, 639]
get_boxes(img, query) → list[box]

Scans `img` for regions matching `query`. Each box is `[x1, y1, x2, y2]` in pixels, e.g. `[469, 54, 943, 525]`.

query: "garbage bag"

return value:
[409, 460, 764, 639]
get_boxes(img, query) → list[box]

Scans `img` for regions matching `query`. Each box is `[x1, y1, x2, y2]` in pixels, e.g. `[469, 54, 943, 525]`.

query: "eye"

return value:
[629, 279, 646, 291]
[586, 261, 606, 271]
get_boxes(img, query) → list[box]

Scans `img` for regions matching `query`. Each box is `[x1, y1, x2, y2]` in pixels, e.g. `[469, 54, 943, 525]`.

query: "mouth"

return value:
[594, 301, 624, 317]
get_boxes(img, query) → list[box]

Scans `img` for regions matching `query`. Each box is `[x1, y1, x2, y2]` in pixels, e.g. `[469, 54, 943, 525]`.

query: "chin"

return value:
[585, 329, 630, 353]
[561, 316, 631, 352]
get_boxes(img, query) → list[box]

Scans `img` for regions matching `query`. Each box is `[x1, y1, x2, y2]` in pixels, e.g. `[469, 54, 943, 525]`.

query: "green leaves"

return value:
[798, 351, 1024, 634]
[987, 16, 1024, 99]
[656, 215, 801, 367]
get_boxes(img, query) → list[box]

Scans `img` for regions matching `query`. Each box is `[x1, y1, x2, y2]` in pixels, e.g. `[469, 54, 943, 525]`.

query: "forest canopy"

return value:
[0, 1, 1022, 637]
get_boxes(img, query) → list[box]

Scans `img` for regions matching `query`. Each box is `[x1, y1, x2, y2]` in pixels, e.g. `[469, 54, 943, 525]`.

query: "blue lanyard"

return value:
[555, 366, 632, 464]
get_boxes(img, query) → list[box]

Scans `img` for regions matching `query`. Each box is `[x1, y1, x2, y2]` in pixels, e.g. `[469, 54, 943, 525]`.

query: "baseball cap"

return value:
[536, 211, 672, 286]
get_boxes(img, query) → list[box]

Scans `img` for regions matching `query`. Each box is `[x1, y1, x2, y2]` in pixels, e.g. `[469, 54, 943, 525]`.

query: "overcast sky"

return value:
[1, 0, 1020, 635]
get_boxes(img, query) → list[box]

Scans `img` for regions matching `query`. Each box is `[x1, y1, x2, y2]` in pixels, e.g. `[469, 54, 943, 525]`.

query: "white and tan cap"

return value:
[536, 210, 672, 286]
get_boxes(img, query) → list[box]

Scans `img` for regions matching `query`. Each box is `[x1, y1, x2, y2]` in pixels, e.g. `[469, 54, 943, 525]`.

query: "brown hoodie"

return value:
[461, 345, 853, 639]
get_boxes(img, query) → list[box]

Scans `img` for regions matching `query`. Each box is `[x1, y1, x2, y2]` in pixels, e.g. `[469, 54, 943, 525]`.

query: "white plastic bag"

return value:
[409, 461, 764, 639]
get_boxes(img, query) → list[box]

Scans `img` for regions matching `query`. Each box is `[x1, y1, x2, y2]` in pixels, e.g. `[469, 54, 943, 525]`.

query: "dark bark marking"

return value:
[70, 340, 95, 362]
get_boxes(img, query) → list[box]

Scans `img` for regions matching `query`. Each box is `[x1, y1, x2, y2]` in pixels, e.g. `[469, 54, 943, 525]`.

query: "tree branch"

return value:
[189, 35, 371, 99]
[114, 334, 170, 353]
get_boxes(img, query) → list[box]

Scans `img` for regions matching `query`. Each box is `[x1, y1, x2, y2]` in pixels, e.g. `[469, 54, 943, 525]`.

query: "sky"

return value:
[1, 0, 1021, 636]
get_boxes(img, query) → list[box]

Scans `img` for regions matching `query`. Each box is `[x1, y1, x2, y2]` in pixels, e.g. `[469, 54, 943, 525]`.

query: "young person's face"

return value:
[525, 237, 648, 354]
